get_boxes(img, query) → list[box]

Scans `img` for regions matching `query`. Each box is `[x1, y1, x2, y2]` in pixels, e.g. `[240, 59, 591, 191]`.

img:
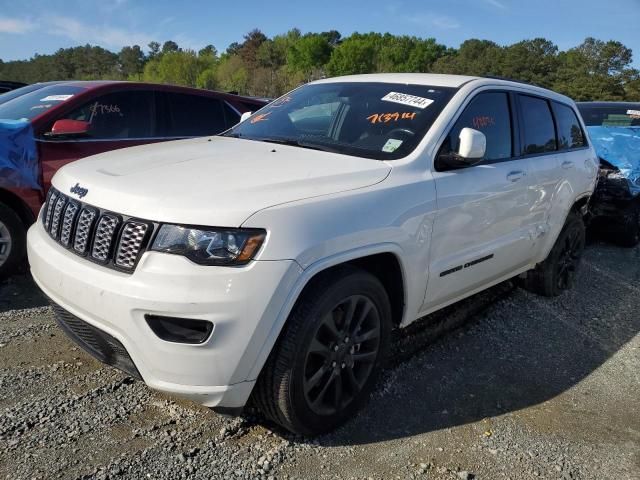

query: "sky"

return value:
[1, 0, 640, 66]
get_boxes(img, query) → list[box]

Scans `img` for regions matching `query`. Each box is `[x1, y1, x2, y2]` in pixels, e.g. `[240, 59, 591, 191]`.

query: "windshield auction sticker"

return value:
[627, 109, 640, 118]
[40, 95, 74, 102]
[382, 92, 434, 109]
[382, 138, 403, 152]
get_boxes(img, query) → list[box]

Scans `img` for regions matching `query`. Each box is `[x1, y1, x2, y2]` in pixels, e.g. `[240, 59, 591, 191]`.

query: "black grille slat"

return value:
[91, 214, 119, 262]
[115, 222, 149, 269]
[43, 190, 58, 230]
[42, 188, 152, 273]
[73, 208, 97, 254]
[50, 302, 141, 379]
[49, 195, 67, 238]
[59, 202, 79, 247]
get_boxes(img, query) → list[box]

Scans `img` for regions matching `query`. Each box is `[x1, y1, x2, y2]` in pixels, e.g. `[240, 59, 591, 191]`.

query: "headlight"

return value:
[151, 225, 266, 266]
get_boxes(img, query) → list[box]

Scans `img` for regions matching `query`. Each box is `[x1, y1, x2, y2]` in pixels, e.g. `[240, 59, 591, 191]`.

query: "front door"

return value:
[424, 90, 537, 310]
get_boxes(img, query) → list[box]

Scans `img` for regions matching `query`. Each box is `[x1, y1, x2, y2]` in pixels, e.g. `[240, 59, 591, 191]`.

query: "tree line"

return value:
[1, 29, 638, 101]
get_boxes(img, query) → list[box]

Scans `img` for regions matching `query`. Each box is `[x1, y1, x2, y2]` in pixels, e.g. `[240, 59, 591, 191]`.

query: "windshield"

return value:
[578, 104, 640, 127]
[0, 85, 84, 121]
[0, 83, 57, 106]
[223, 82, 456, 160]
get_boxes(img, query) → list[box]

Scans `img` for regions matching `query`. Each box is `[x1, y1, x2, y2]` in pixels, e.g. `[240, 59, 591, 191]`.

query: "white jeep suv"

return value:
[27, 74, 598, 435]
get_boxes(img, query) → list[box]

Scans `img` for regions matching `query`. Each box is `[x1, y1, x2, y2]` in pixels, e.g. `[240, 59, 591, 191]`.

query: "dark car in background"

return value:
[0, 81, 266, 277]
[0, 81, 27, 94]
[577, 102, 640, 246]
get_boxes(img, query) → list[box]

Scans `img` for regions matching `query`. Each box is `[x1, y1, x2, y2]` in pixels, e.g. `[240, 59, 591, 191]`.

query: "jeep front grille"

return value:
[115, 221, 150, 269]
[42, 188, 153, 273]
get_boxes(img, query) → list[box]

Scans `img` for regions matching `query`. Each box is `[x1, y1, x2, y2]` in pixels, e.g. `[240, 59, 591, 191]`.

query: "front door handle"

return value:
[507, 171, 525, 182]
[561, 160, 574, 169]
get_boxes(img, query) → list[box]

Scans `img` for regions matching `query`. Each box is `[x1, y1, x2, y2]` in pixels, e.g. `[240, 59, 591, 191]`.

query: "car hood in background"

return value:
[588, 126, 640, 196]
[53, 136, 392, 226]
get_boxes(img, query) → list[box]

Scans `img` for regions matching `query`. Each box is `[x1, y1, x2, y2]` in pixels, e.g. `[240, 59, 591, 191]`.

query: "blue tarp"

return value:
[587, 126, 640, 196]
[0, 119, 40, 190]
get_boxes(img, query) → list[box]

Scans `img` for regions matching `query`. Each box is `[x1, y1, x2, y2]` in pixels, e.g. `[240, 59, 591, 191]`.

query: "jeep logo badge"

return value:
[70, 183, 89, 199]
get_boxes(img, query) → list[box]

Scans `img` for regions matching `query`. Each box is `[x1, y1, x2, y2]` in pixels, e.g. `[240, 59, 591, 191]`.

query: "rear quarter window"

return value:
[553, 102, 586, 150]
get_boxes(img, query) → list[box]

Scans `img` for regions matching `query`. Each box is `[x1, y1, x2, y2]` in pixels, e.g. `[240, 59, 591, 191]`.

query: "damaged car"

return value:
[29, 74, 597, 435]
[577, 102, 640, 246]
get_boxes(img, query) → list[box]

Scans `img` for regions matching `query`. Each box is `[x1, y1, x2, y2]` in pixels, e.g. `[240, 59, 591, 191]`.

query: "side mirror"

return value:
[436, 128, 487, 171]
[48, 119, 90, 137]
[457, 127, 486, 160]
[240, 111, 252, 123]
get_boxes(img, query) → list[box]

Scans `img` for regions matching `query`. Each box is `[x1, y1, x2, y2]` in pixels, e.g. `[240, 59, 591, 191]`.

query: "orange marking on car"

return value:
[251, 112, 272, 124]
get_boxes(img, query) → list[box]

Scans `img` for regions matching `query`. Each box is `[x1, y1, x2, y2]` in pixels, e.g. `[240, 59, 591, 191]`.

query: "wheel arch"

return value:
[571, 193, 591, 216]
[245, 245, 407, 382]
[537, 193, 590, 264]
[0, 188, 36, 227]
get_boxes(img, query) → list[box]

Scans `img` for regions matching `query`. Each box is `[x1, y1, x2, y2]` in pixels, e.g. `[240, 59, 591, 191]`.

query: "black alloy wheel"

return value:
[302, 295, 381, 416]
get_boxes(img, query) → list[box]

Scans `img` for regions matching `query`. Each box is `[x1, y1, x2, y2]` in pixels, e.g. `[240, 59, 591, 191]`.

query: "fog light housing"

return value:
[145, 315, 214, 344]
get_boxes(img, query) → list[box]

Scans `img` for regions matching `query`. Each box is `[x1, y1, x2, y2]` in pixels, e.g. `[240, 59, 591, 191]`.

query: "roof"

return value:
[19, 80, 265, 104]
[312, 73, 479, 88]
[310, 73, 573, 104]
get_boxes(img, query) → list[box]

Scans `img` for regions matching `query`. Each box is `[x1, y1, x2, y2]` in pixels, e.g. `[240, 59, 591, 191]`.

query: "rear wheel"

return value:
[253, 266, 391, 436]
[523, 211, 585, 297]
[0, 202, 26, 279]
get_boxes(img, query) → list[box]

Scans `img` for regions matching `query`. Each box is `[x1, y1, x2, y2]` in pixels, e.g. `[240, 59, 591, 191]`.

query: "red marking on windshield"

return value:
[250, 111, 272, 124]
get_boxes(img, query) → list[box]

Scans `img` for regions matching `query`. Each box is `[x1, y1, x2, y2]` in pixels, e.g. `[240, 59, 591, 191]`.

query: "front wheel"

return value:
[253, 266, 391, 436]
[0, 202, 26, 279]
[523, 211, 586, 297]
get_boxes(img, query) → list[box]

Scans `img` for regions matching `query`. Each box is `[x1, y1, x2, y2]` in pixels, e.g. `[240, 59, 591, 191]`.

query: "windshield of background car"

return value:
[0, 85, 84, 121]
[578, 105, 640, 127]
[0, 83, 54, 106]
[223, 82, 457, 160]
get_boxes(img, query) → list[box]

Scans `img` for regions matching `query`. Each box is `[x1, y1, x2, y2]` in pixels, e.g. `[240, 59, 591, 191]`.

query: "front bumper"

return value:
[28, 222, 301, 408]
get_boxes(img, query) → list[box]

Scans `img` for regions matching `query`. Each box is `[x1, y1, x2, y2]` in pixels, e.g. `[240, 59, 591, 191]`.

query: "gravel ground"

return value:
[0, 240, 638, 480]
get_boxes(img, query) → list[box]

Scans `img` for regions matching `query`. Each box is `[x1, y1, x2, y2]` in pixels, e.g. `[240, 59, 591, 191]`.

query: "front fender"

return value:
[243, 242, 408, 382]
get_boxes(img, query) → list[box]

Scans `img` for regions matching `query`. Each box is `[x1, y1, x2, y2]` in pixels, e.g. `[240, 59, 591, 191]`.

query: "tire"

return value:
[0, 202, 27, 279]
[523, 211, 586, 297]
[253, 265, 392, 436]
[616, 202, 640, 248]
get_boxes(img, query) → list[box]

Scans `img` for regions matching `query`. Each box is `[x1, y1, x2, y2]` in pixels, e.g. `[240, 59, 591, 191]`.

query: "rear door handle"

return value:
[507, 171, 525, 182]
[561, 160, 574, 169]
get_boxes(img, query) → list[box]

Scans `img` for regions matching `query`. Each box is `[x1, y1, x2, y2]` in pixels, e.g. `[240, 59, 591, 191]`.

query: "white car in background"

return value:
[27, 73, 598, 435]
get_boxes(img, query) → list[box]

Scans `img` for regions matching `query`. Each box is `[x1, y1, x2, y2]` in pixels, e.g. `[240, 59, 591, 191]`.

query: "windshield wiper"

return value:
[257, 137, 337, 153]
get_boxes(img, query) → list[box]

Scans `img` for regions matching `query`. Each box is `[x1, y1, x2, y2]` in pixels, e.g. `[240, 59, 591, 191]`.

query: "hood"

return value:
[53, 136, 392, 226]
[587, 126, 640, 196]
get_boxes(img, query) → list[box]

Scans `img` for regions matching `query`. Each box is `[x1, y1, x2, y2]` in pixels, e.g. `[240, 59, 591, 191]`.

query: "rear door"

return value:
[424, 90, 537, 310]
[37, 89, 157, 191]
[515, 94, 563, 245]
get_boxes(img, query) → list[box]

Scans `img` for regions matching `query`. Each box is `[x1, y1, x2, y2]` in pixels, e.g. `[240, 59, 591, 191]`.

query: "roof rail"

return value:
[482, 75, 540, 87]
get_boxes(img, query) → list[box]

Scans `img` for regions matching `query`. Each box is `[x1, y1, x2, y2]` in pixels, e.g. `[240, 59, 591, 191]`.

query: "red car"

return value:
[0, 81, 266, 277]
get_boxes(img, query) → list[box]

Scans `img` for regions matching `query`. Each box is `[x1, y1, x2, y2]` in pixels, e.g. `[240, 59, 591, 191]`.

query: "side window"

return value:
[440, 92, 513, 167]
[519, 95, 557, 154]
[553, 102, 586, 150]
[63, 90, 154, 139]
[165, 93, 227, 136]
